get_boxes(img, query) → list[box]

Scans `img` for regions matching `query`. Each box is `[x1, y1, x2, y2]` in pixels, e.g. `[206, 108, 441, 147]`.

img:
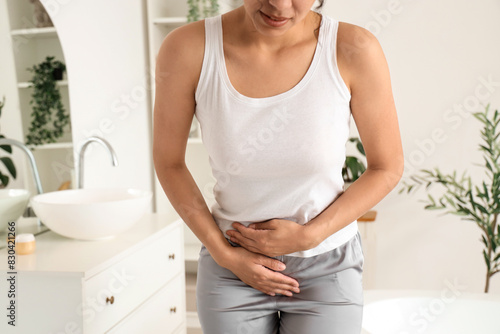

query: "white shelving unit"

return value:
[152, 17, 188, 25]
[10, 26, 57, 37]
[5, 0, 74, 193]
[18, 80, 68, 89]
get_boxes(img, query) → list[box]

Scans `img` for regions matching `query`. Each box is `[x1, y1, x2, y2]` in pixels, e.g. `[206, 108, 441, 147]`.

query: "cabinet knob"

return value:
[170, 306, 177, 313]
[106, 296, 115, 305]
[168, 253, 175, 260]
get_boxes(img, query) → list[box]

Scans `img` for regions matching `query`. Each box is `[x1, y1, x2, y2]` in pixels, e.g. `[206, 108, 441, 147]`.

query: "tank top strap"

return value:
[195, 15, 222, 102]
[320, 15, 351, 101]
[204, 14, 222, 57]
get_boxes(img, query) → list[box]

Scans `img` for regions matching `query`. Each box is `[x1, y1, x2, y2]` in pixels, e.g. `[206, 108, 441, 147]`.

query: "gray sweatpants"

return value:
[196, 230, 365, 334]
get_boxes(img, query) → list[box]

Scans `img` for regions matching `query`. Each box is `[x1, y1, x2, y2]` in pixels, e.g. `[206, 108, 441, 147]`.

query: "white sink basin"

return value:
[31, 188, 152, 240]
[0, 189, 30, 230]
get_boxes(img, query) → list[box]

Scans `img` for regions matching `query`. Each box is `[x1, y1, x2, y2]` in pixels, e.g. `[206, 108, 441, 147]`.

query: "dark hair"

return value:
[316, 0, 325, 10]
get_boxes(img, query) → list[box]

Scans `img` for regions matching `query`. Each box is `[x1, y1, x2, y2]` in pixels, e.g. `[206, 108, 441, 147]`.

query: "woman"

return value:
[153, 0, 404, 332]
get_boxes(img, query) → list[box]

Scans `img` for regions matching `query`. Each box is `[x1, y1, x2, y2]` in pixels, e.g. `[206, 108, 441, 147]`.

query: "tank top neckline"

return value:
[214, 13, 328, 105]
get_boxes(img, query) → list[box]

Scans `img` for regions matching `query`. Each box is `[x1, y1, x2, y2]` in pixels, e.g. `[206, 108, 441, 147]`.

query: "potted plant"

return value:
[26, 56, 70, 146]
[400, 104, 500, 293]
[343, 137, 377, 221]
[0, 96, 17, 188]
[187, 0, 219, 22]
[343, 137, 366, 185]
[51, 61, 66, 81]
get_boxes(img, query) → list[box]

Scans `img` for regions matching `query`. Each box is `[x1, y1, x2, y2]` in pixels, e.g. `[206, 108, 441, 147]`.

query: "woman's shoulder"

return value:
[332, 18, 387, 91]
[155, 19, 206, 85]
[336, 20, 377, 46]
[157, 19, 205, 60]
[335, 20, 385, 66]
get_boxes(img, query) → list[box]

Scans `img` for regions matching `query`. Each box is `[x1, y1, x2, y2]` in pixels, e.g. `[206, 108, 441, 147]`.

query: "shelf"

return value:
[11, 27, 57, 38]
[27, 142, 73, 150]
[152, 17, 188, 25]
[18, 80, 68, 89]
[358, 210, 377, 222]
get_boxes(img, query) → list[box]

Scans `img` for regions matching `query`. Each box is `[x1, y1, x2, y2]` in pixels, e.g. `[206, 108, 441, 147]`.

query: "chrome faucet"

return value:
[76, 136, 118, 189]
[0, 138, 43, 194]
[0, 138, 44, 225]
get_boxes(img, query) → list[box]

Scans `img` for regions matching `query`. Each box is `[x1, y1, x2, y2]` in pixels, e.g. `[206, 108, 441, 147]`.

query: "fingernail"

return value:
[279, 263, 286, 270]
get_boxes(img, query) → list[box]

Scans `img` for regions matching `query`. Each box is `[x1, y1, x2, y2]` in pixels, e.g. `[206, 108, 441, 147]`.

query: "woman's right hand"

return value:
[216, 246, 301, 297]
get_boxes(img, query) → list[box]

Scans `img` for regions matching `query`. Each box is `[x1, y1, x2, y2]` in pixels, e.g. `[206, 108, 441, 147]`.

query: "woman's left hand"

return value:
[226, 219, 314, 257]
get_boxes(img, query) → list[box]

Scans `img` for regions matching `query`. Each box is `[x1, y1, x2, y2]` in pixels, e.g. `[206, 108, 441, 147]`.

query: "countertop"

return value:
[0, 213, 181, 279]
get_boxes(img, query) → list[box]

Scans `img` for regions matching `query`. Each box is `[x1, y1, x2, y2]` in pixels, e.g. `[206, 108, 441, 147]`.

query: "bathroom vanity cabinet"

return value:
[0, 214, 186, 334]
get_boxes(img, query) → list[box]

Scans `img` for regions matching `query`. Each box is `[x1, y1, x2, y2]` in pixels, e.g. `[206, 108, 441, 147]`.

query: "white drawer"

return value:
[83, 225, 183, 333]
[107, 273, 185, 334]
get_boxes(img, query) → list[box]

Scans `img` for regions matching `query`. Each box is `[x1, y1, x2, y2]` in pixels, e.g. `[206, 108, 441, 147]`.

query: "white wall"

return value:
[323, 0, 500, 293]
[41, 0, 154, 200]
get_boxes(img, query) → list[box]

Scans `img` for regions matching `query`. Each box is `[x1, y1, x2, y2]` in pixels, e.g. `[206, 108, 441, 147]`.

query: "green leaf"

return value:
[0, 172, 8, 186]
[482, 235, 489, 247]
[0, 157, 16, 179]
[487, 224, 494, 238]
[483, 182, 490, 202]
[494, 252, 500, 262]
[422, 169, 434, 176]
[473, 112, 486, 123]
[475, 203, 489, 215]
[0, 137, 12, 154]
[356, 142, 366, 156]
[480, 144, 492, 154]
[484, 249, 491, 271]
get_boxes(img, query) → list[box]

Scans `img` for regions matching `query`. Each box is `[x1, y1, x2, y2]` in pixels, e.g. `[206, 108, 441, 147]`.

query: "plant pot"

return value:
[30, 0, 54, 28]
[52, 68, 64, 81]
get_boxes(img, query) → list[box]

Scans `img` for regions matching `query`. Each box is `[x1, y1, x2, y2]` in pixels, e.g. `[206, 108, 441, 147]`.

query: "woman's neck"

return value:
[222, 7, 322, 53]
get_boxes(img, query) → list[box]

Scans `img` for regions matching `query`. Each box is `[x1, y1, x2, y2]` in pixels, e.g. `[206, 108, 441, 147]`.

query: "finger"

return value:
[270, 271, 300, 289]
[235, 225, 259, 240]
[256, 275, 300, 295]
[270, 282, 301, 294]
[272, 289, 293, 297]
[260, 257, 286, 272]
[249, 222, 273, 230]
[259, 284, 297, 297]
[259, 260, 300, 288]
[231, 229, 258, 245]
[231, 221, 246, 229]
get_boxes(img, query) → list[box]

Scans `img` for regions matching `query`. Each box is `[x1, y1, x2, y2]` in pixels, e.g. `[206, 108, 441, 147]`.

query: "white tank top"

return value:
[194, 14, 358, 257]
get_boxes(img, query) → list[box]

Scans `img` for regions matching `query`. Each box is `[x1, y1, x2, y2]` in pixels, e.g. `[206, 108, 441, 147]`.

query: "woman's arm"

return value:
[303, 22, 404, 247]
[152, 23, 300, 296]
[226, 23, 404, 255]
